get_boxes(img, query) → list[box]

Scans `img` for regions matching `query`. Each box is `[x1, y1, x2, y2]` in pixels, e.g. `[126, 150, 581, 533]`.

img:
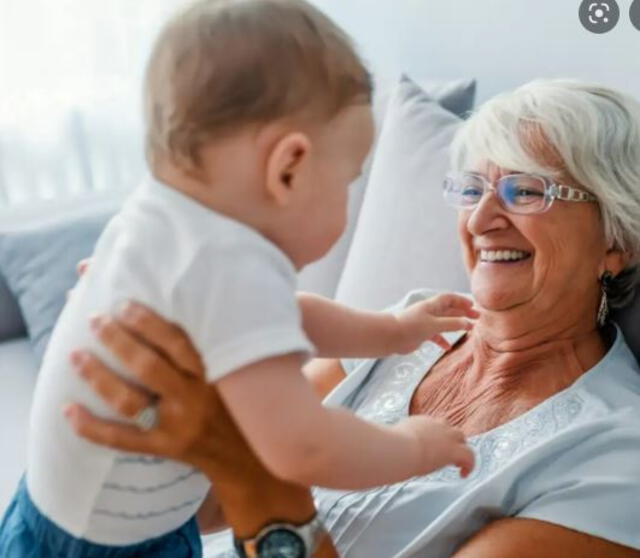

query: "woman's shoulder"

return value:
[577, 322, 640, 412]
[509, 396, 640, 551]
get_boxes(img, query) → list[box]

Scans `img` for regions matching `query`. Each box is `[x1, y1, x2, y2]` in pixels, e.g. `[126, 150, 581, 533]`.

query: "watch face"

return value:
[256, 528, 306, 558]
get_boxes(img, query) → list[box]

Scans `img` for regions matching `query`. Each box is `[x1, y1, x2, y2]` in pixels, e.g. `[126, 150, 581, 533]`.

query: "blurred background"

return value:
[1, 0, 639, 205]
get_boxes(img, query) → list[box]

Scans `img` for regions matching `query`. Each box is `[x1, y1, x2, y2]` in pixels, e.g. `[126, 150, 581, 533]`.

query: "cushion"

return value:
[0, 210, 114, 362]
[372, 77, 477, 124]
[612, 288, 640, 360]
[0, 273, 26, 341]
[298, 77, 476, 297]
[335, 75, 470, 310]
[0, 193, 125, 345]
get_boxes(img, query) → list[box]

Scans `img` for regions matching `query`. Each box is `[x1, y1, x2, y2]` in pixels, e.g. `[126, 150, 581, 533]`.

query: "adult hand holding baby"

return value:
[64, 301, 331, 548]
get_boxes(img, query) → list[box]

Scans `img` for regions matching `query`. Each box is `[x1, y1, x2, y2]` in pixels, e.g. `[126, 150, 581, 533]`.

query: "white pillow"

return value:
[335, 75, 469, 310]
[298, 77, 476, 297]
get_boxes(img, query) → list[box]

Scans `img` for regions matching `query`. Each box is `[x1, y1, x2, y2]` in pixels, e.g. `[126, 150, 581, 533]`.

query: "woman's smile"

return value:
[477, 248, 533, 264]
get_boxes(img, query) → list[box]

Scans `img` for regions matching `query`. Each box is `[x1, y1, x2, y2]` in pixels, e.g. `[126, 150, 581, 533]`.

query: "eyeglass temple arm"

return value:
[554, 184, 597, 202]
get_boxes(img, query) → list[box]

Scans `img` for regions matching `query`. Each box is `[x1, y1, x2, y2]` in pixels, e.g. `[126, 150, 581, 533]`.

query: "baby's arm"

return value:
[298, 292, 478, 358]
[216, 352, 473, 490]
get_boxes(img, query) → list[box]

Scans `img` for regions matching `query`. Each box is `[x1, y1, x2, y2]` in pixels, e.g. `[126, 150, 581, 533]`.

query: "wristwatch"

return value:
[233, 514, 326, 558]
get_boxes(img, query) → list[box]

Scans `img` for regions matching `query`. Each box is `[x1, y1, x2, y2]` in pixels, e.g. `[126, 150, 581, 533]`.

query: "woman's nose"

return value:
[465, 188, 510, 235]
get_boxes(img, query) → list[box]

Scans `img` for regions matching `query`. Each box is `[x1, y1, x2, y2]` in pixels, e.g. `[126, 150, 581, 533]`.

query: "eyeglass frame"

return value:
[442, 172, 598, 215]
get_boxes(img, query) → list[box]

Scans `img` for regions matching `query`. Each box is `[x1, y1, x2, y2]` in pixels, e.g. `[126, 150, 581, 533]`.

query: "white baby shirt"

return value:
[26, 177, 314, 545]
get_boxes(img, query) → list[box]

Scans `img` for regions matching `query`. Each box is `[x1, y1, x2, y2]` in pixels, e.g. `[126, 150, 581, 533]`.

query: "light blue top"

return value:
[207, 289, 640, 558]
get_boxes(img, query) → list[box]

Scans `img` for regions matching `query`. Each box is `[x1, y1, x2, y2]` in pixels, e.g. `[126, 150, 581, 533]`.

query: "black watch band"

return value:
[234, 537, 247, 557]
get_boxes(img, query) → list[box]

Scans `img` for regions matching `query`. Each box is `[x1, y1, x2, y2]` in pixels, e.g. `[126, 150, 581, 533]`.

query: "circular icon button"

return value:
[579, 0, 620, 33]
[631, 0, 640, 31]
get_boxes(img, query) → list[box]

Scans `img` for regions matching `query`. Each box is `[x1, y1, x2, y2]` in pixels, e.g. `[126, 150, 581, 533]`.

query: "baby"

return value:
[0, 0, 475, 556]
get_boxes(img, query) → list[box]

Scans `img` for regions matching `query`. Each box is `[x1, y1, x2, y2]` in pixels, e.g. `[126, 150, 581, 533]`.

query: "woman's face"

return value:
[458, 162, 618, 318]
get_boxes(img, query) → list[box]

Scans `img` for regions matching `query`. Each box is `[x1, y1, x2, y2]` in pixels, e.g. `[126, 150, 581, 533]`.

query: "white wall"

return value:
[310, 0, 640, 103]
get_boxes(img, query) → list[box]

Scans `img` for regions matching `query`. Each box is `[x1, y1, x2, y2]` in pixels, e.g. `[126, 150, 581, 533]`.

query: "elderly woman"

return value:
[66, 79, 640, 558]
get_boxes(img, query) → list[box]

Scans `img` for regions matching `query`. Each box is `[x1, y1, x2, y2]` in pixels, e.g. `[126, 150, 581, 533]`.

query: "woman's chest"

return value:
[334, 345, 598, 556]
[349, 345, 588, 468]
[317, 386, 588, 557]
[408, 361, 533, 437]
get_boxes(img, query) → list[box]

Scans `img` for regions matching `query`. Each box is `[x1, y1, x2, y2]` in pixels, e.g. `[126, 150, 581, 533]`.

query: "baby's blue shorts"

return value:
[0, 477, 202, 557]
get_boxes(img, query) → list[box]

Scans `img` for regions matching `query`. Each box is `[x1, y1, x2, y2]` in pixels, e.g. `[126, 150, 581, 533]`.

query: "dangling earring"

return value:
[597, 271, 614, 327]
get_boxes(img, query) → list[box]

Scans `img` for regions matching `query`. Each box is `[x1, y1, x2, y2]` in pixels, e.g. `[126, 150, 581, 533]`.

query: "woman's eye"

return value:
[462, 187, 482, 197]
[515, 188, 543, 197]
[503, 184, 544, 204]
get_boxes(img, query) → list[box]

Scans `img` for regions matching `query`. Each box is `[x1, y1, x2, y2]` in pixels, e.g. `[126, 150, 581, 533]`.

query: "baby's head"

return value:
[145, 0, 374, 267]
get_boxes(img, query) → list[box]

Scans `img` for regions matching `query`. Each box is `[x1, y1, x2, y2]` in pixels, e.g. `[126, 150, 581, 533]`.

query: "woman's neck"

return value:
[412, 309, 609, 436]
[459, 305, 610, 410]
[469, 307, 607, 385]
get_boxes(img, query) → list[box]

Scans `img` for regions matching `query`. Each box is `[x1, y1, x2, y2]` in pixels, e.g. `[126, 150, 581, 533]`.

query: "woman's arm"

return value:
[453, 518, 640, 558]
[65, 302, 338, 556]
[303, 358, 346, 399]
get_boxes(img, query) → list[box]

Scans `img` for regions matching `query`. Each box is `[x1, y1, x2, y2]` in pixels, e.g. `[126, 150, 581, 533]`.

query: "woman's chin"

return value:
[471, 282, 528, 312]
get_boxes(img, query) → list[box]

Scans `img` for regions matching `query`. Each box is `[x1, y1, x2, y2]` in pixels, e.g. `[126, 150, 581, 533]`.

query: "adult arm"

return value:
[453, 518, 640, 558]
[456, 413, 640, 558]
[303, 358, 347, 399]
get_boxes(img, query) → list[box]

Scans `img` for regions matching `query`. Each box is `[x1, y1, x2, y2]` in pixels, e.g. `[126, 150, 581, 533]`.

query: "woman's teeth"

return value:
[479, 250, 530, 262]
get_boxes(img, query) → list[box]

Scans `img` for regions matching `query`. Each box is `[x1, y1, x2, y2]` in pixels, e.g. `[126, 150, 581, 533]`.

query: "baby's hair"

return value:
[144, 0, 373, 169]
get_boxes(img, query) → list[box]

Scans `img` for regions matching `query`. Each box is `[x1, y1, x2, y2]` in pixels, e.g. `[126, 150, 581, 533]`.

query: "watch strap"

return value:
[234, 514, 326, 558]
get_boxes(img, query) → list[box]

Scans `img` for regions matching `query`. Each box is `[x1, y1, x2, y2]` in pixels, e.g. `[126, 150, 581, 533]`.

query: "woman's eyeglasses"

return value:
[443, 172, 598, 215]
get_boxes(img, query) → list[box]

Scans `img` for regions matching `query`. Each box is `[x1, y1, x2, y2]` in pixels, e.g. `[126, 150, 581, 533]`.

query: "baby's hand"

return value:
[394, 415, 475, 478]
[393, 293, 479, 354]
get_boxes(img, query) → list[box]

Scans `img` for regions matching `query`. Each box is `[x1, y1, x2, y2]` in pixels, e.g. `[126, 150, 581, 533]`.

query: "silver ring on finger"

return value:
[133, 401, 159, 431]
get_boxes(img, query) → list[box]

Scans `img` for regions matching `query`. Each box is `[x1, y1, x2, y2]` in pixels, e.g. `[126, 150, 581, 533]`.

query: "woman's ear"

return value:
[602, 248, 631, 278]
[265, 132, 311, 206]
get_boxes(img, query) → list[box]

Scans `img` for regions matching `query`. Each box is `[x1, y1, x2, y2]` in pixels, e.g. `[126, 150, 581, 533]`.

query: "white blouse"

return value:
[208, 289, 640, 557]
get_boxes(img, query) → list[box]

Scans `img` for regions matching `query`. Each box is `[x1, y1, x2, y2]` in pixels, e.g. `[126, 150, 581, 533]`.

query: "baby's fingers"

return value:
[454, 445, 475, 478]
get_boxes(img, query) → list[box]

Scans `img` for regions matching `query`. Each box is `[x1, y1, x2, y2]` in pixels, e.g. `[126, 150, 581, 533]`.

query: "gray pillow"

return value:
[373, 77, 477, 124]
[336, 74, 469, 310]
[0, 211, 113, 362]
[612, 288, 640, 362]
[0, 272, 26, 341]
[298, 77, 477, 298]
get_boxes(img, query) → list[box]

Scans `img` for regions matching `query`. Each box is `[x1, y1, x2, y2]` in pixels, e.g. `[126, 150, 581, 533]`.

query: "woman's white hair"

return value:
[450, 78, 640, 308]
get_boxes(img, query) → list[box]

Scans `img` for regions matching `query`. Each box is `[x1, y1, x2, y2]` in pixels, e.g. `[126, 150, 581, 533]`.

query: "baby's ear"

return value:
[265, 132, 311, 206]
